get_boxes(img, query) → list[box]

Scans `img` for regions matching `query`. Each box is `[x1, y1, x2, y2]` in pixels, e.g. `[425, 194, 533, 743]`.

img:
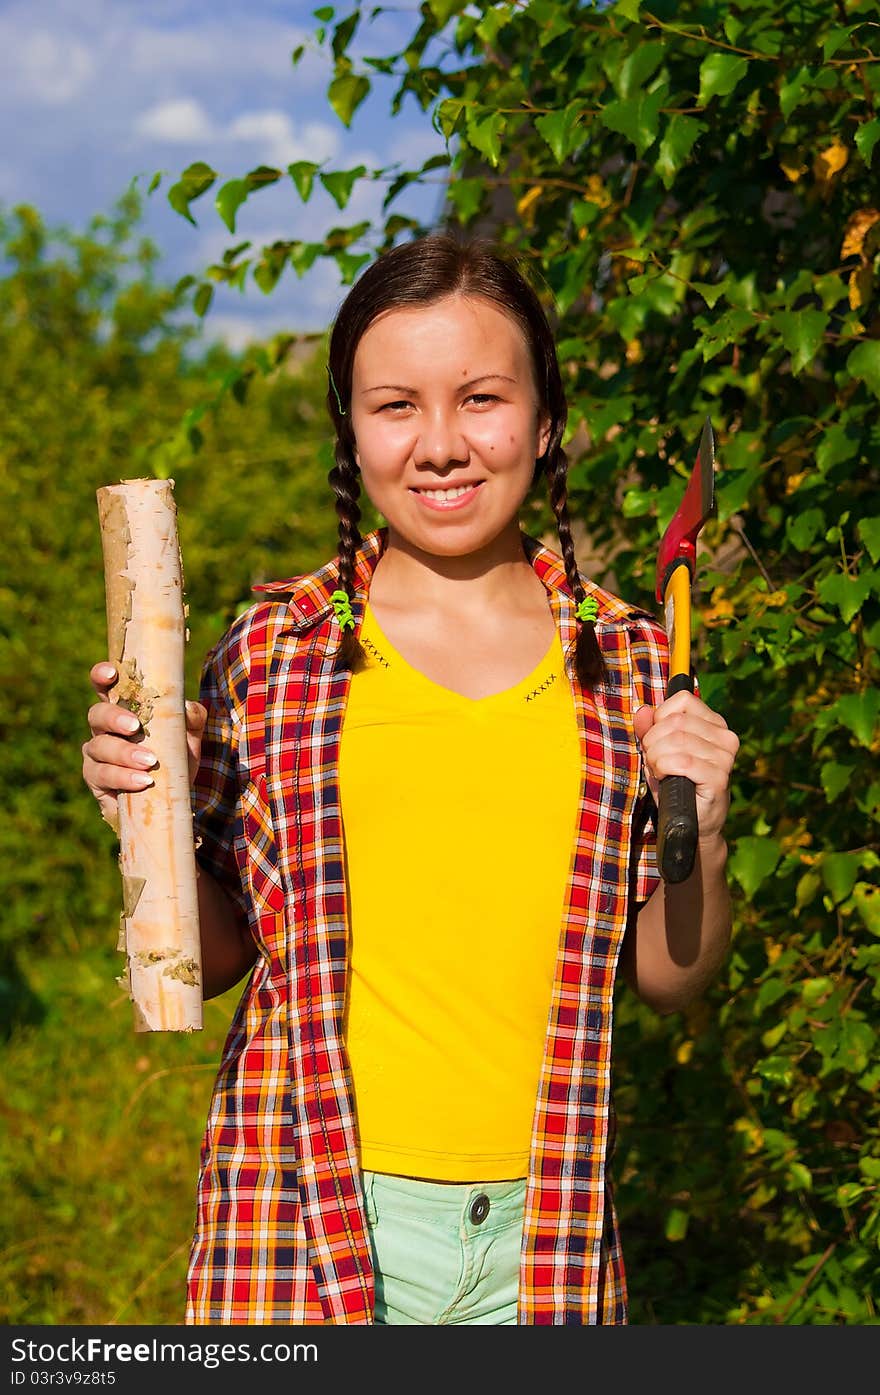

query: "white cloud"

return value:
[388, 126, 448, 170]
[227, 110, 339, 168]
[136, 98, 215, 143]
[127, 20, 318, 86]
[20, 29, 94, 104]
[133, 101, 340, 171]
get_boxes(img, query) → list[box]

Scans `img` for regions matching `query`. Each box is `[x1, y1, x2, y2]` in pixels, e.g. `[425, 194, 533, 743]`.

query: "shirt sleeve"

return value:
[627, 617, 670, 906]
[191, 636, 250, 923]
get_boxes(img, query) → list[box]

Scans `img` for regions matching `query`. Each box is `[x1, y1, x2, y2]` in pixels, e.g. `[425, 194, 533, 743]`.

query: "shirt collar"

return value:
[251, 526, 653, 634]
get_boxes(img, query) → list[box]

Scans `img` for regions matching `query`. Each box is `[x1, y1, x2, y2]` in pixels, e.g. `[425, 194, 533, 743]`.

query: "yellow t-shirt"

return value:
[339, 601, 582, 1180]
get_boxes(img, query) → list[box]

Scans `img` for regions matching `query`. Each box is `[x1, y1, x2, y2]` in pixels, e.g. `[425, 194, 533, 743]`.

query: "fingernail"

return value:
[119, 713, 140, 734]
[131, 773, 154, 789]
[132, 750, 158, 769]
[98, 664, 117, 680]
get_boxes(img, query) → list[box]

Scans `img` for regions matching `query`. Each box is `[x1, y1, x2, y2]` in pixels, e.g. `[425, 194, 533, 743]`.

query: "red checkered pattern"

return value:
[185, 528, 668, 1325]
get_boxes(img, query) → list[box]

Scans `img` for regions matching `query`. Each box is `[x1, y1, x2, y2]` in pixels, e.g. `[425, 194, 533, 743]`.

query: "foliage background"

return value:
[2, 0, 879, 1324]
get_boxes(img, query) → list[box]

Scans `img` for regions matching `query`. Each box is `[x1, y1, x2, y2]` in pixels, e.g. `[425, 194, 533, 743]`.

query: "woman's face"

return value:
[349, 293, 551, 560]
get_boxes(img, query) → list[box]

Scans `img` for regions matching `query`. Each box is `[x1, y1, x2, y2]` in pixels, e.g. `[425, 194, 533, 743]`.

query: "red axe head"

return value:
[655, 418, 716, 603]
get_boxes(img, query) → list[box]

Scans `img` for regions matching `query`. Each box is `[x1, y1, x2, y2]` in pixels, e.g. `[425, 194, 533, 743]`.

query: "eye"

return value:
[378, 400, 412, 412]
[467, 393, 498, 405]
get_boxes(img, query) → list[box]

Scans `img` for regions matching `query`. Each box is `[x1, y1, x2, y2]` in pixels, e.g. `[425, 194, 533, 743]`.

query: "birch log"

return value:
[96, 478, 203, 1033]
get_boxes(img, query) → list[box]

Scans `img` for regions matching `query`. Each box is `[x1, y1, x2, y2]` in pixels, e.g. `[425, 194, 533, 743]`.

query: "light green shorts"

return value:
[362, 1170, 526, 1325]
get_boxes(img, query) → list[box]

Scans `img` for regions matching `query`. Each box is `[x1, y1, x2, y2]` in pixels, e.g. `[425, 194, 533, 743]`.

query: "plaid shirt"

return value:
[186, 527, 668, 1326]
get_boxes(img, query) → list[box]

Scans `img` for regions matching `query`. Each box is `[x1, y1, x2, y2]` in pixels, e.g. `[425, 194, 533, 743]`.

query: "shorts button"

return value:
[469, 1193, 490, 1225]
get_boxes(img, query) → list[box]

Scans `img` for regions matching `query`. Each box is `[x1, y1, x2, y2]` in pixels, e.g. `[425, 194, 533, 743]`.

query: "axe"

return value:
[653, 418, 716, 884]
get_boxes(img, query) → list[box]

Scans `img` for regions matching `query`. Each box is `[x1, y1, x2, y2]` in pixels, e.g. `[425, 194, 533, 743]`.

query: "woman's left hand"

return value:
[633, 692, 740, 843]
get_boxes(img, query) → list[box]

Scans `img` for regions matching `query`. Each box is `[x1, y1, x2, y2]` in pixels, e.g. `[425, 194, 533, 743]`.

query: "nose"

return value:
[412, 407, 469, 471]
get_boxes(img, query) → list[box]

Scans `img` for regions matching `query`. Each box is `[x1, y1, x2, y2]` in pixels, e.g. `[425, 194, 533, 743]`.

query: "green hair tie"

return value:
[576, 595, 599, 625]
[330, 588, 356, 631]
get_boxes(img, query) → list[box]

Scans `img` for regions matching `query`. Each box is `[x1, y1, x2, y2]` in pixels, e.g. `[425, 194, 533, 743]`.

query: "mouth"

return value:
[409, 481, 485, 510]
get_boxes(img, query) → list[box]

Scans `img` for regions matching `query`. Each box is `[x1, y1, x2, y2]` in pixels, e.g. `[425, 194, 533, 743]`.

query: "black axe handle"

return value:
[656, 670, 698, 884]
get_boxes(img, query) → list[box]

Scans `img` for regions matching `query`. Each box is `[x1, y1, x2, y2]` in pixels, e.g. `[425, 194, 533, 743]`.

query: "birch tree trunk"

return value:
[96, 478, 203, 1033]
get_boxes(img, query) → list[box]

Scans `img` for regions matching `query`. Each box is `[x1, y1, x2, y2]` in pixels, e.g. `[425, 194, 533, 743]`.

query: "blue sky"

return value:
[0, 0, 452, 345]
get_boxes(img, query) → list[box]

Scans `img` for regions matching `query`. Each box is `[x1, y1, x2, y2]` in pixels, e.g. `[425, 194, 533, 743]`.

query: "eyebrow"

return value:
[362, 373, 517, 395]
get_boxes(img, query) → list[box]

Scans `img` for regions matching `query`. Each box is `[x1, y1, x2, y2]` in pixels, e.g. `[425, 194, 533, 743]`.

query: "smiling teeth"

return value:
[420, 485, 475, 500]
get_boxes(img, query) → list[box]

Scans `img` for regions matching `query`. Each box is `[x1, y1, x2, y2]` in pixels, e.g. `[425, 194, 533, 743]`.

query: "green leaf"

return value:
[614, 41, 666, 99]
[445, 177, 485, 222]
[622, 486, 654, 518]
[427, 0, 466, 23]
[820, 760, 855, 803]
[527, 0, 574, 48]
[833, 690, 880, 747]
[288, 161, 320, 201]
[192, 283, 213, 317]
[535, 104, 584, 163]
[779, 68, 814, 121]
[289, 241, 324, 277]
[858, 518, 880, 564]
[697, 307, 754, 362]
[328, 72, 370, 127]
[313, 6, 334, 20]
[600, 88, 665, 156]
[614, 0, 641, 20]
[852, 883, 880, 936]
[698, 53, 749, 105]
[214, 179, 249, 235]
[690, 280, 724, 309]
[771, 309, 829, 374]
[755, 976, 789, 1014]
[796, 869, 821, 910]
[816, 569, 873, 624]
[319, 166, 367, 210]
[332, 10, 360, 61]
[823, 27, 855, 60]
[855, 118, 880, 167]
[655, 114, 705, 189]
[847, 340, 880, 398]
[820, 853, 861, 906]
[166, 162, 217, 226]
[147, 171, 162, 195]
[816, 423, 859, 475]
[335, 249, 372, 284]
[801, 976, 834, 1005]
[466, 110, 506, 168]
[729, 835, 782, 898]
[786, 508, 824, 551]
[716, 464, 760, 518]
[664, 1207, 689, 1242]
[434, 97, 465, 141]
[475, 3, 513, 46]
[787, 1162, 813, 1192]
[246, 165, 282, 192]
[756, 1056, 793, 1087]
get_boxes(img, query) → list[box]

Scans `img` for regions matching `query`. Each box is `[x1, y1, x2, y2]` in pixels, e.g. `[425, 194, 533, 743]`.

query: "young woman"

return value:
[82, 232, 739, 1326]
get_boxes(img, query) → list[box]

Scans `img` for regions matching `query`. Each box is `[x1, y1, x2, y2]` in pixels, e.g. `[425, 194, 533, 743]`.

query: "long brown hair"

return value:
[325, 232, 605, 688]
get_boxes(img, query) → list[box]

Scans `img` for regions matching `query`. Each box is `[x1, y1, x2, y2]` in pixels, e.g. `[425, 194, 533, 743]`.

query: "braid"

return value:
[546, 444, 607, 689]
[328, 443, 366, 671]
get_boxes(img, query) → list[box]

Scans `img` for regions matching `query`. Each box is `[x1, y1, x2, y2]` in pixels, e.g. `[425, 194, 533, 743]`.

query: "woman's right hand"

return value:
[82, 661, 207, 831]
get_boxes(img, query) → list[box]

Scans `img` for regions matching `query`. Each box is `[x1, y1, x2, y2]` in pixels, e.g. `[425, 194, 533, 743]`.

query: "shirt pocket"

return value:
[238, 772, 286, 920]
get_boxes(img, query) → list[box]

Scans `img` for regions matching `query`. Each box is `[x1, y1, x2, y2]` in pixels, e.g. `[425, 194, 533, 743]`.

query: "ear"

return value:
[537, 413, 552, 460]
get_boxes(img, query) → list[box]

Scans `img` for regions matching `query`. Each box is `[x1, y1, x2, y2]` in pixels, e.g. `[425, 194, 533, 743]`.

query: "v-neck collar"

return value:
[360, 598, 563, 707]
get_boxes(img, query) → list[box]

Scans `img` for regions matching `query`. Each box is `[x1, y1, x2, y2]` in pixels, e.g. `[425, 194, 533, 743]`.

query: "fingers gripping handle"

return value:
[656, 670, 698, 884]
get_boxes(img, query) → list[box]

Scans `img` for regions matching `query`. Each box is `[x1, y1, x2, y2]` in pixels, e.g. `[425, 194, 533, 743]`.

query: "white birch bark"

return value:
[96, 478, 203, 1032]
